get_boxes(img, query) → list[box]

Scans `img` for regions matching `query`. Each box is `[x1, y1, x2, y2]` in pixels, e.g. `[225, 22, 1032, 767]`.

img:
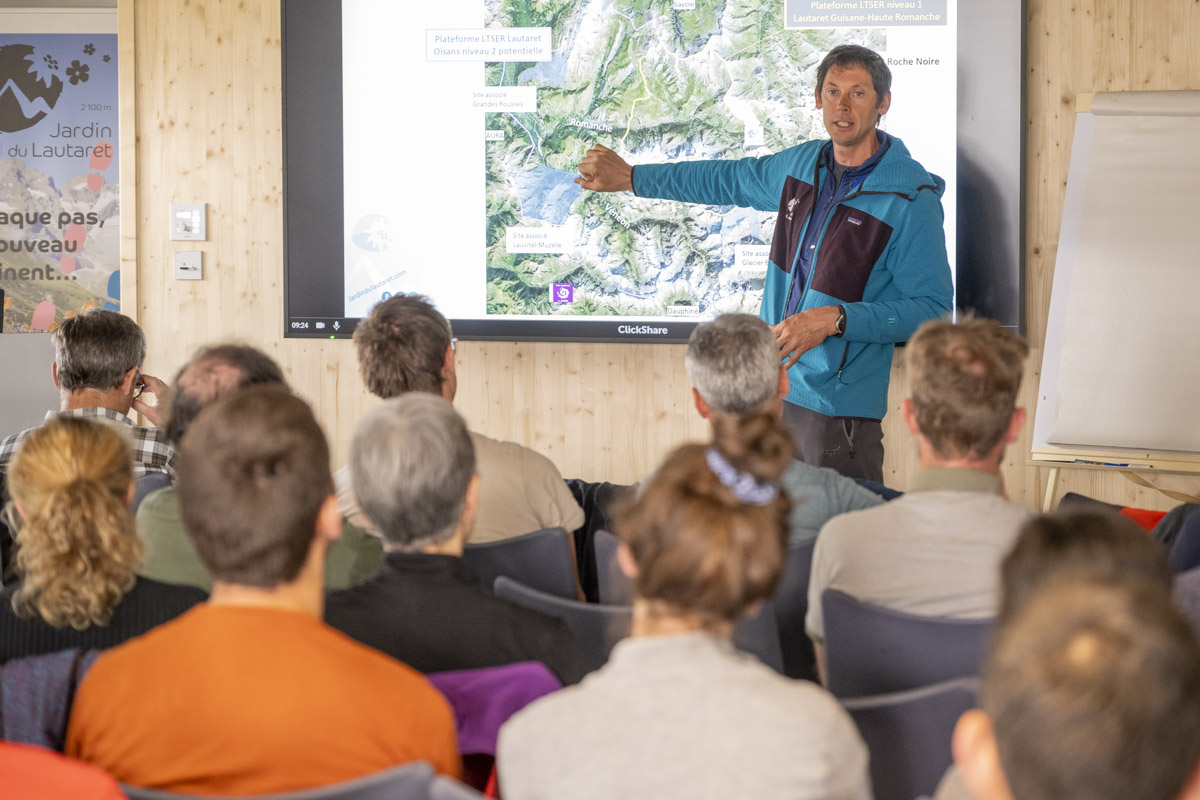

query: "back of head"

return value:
[51, 310, 146, 392]
[353, 294, 451, 398]
[616, 413, 792, 626]
[1000, 509, 1173, 621]
[6, 416, 140, 628]
[176, 386, 331, 588]
[906, 316, 1029, 459]
[350, 393, 475, 550]
[163, 343, 289, 445]
[984, 577, 1200, 800]
[685, 314, 779, 415]
[815, 44, 892, 100]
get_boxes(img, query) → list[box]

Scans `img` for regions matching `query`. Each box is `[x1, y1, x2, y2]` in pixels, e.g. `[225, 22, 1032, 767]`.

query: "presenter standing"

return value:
[575, 45, 952, 482]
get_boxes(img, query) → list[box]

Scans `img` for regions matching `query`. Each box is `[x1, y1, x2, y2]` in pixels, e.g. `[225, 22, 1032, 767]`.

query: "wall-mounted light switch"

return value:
[175, 251, 202, 280]
[170, 203, 207, 241]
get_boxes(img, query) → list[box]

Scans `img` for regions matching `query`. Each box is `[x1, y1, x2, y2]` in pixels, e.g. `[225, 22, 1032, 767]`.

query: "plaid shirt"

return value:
[0, 407, 175, 479]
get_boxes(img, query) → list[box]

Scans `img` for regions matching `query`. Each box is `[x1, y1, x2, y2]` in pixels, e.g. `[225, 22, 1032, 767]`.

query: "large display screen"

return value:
[284, 0, 1023, 341]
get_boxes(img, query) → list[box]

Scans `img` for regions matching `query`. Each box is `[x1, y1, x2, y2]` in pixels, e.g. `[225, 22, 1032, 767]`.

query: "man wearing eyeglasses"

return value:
[0, 309, 174, 479]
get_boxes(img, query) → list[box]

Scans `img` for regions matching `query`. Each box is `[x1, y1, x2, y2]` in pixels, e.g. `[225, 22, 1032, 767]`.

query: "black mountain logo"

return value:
[0, 44, 65, 134]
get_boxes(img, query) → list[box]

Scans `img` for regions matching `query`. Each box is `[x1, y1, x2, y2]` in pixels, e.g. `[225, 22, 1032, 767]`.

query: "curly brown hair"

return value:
[615, 413, 792, 628]
[5, 417, 142, 629]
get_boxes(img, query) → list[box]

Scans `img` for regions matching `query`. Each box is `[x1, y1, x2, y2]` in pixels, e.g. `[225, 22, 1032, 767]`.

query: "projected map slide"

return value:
[342, 0, 956, 323]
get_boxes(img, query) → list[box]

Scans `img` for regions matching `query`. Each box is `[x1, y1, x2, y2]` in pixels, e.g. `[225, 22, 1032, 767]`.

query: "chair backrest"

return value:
[1171, 511, 1200, 573]
[427, 662, 562, 757]
[823, 589, 992, 698]
[463, 528, 577, 599]
[121, 761, 434, 800]
[1174, 566, 1200, 633]
[494, 576, 631, 674]
[593, 529, 633, 606]
[1, 648, 100, 749]
[771, 540, 817, 680]
[429, 775, 486, 800]
[131, 471, 173, 514]
[730, 600, 784, 674]
[842, 678, 979, 800]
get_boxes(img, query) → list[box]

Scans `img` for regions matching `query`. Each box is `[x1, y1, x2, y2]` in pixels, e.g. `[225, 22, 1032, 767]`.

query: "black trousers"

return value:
[780, 401, 884, 483]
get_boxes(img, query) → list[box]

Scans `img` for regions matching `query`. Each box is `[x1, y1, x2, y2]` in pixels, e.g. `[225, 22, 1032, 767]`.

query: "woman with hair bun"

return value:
[497, 413, 871, 800]
[0, 417, 205, 663]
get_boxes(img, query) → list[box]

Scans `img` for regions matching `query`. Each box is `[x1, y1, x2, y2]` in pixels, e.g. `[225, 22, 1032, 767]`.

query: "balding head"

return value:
[164, 344, 289, 445]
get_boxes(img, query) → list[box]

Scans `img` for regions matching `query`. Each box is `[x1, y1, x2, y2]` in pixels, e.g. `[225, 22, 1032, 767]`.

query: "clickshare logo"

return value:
[617, 325, 668, 335]
[0, 45, 64, 133]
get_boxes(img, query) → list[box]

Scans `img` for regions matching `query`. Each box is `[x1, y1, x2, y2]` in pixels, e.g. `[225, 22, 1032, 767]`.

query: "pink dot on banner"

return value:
[60, 256, 77, 274]
[87, 173, 104, 191]
[90, 142, 114, 172]
[31, 300, 56, 331]
[65, 223, 87, 253]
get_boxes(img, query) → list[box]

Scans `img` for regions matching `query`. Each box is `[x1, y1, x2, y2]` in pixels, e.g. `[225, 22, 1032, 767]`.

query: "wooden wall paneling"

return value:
[117, 0, 137, 317]
[123, 0, 1200, 506]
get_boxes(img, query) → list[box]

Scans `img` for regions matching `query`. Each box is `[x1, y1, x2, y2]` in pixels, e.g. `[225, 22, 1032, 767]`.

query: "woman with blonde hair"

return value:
[0, 417, 204, 663]
[497, 413, 871, 800]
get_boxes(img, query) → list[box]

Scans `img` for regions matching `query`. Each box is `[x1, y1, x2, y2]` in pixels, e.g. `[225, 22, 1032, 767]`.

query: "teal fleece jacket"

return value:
[632, 135, 953, 419]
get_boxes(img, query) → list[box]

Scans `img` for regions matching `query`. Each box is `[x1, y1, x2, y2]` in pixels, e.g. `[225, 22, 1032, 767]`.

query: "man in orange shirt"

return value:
[66, 386, 459, 795]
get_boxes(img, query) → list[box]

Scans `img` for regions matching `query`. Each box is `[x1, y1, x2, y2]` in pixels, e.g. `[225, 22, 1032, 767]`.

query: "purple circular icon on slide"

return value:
[351, 214, 390, 252]
[551, 283, 574, 303]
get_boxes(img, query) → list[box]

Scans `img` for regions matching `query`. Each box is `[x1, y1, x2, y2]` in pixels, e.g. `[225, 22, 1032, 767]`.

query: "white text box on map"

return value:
[507, 227, 571, 254]
[472, 87, 538, 112]
[734, 245, 770, 277]
[427, 28, 552, 61]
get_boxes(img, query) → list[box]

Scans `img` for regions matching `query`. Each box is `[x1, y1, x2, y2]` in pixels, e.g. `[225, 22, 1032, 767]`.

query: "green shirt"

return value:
[136, 487, 382, 591]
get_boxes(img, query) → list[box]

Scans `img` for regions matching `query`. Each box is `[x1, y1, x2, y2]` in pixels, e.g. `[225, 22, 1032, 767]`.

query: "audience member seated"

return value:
[932, 508, 1177, 800]
[0, 417, 204, 664]
[998, 508, 1173, 621]
[497, 414, 871, 800]
[325, 394, 584, 685]
[0, 310, 172, 478]
[949, 577, 1200, 800]
[0, 741, 126, 800]
[0, 310, 173, 572]
[684, 313, 883, 544]
[341, 294, 583, 542]
[807, 316, 1032, 681]
[135, 343, 380, 590]
[66, 386, 459, 794]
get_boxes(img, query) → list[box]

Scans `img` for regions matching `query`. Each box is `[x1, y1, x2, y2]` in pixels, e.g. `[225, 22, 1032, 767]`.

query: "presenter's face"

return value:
[816, 64, 891, 157]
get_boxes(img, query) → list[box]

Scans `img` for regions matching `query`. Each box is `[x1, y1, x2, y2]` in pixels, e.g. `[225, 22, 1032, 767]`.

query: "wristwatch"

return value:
[834, 306, 846, 337]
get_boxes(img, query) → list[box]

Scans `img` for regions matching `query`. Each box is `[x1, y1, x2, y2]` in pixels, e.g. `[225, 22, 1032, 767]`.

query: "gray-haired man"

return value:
[0, 309, 173, 477]
[685, 314, 883, 546]
[325, 393, 584, 685]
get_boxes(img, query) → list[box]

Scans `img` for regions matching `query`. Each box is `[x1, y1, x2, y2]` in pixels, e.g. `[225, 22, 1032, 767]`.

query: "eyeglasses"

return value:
[132, 373, 146, 399]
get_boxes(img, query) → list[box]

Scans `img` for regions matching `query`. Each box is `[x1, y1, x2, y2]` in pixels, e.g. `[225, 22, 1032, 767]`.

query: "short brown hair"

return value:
[6, 417, 140, 628]
[1000, 510, 1172, 621]
[615, 413, 792, 626]
[984, 577, 1200, 800]
[52, 309, 146, 392]
[906, 316, 1028, 459]
[353, 295, 451, 398]
[176, 386, 332, 588]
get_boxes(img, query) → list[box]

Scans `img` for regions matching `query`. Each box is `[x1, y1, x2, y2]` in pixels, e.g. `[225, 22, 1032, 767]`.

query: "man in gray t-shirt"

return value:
[807, 317, 1032, 683]
[683, 314, 883, 545]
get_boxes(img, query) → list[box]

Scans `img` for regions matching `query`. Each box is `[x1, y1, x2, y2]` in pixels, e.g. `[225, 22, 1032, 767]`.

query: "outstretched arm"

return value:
[575, 144, 633, 192]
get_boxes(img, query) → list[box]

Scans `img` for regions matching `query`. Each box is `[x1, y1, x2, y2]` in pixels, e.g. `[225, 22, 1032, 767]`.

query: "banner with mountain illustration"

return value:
[0, 33, 118, 333]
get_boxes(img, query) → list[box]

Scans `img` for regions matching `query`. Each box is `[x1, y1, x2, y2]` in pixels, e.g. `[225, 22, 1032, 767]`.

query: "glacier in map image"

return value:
[483, 0, 883, 317]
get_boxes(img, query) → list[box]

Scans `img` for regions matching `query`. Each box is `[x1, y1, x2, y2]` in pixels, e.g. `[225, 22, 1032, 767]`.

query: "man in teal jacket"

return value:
[576, 45, 953, 481]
